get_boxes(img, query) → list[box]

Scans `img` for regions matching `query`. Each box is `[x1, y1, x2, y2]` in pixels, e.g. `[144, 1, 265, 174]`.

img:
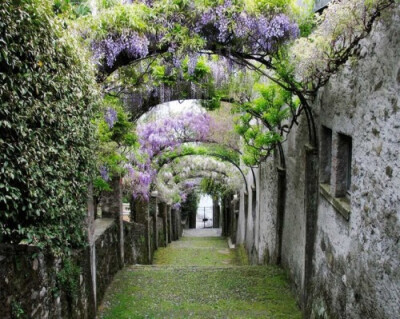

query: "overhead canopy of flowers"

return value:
[156, 155, 242, 207]
[122, 111, 214, 200]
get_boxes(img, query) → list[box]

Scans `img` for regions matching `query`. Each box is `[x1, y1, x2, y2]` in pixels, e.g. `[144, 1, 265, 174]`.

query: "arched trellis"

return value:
[156, 156, 241, 206]
[148, 138, 242, 162]
[157, 152, 248, 195]
[88, 3, 397, 314]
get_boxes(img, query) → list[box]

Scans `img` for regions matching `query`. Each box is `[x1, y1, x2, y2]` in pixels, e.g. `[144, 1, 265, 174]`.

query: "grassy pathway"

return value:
[98, 234, 302, 319]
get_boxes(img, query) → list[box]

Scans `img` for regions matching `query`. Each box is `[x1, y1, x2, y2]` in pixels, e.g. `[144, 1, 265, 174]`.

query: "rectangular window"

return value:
[334, 133, 352, 197]
[320, 126, 333, 184]
[345, 136, 352, 194]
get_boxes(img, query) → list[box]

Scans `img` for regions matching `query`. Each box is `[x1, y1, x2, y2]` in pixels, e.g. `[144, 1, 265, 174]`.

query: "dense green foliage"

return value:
[200, 177, 230, 198]
[0, 0, 98, 253]
[234, 83, 299, 165]
[94, 95, 137, 190]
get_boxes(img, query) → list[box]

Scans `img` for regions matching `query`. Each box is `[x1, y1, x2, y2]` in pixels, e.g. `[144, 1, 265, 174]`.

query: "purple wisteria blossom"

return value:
[172, 202, 181, 210]
[137, 112, 212, 159]
[99, 165, 109, 181]
[92, 32, 149, 68]
[125, 112, 213, 201]
[172, 55, 182, 68]
[104, 107, 118, 129]
[188, 53, 199, 75]
[196, 1, 299, 54]
[180, 192, 188, 202]
[182, 180, 197, 189]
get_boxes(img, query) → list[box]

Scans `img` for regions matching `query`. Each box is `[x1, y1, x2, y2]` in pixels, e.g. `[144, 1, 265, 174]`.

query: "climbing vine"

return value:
[0, 0, 99, 253]
[1, 0, 397, 253]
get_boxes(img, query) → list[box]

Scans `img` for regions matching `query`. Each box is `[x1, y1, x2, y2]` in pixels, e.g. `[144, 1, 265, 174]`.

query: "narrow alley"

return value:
[98, 230, 301, 318]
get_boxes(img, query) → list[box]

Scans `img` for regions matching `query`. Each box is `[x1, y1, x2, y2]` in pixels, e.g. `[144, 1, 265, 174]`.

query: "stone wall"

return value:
[0, 213, 160, 319]
[124, 221, 147, 265]
[157, 217, 166, 248]
[257, 156, 279, 265]
[95, 221, 122, 304]
[0, 245, 95, 319]
[310, 6, 400, 318]
[236, 5, 400, 318]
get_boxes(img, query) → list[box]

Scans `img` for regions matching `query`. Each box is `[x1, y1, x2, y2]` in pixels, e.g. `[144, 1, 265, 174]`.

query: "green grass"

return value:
[153, 237, 235, 266]
[98, 236, 302, 319]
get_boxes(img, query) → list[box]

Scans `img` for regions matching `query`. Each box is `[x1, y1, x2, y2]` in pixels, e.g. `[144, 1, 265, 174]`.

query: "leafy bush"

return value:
[0, 0, 99, 254]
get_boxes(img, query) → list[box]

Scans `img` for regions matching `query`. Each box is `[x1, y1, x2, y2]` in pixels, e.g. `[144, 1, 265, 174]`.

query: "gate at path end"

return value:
[196, 206, 213, 229]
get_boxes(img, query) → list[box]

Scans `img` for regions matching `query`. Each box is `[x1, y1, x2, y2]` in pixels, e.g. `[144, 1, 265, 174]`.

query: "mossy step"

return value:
[99, 236, 302, 318]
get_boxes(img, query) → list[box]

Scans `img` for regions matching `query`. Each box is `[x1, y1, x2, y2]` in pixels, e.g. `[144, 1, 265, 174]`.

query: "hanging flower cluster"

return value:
[195, 1, 299, 53]
[123, 112, 213, 200]
[99, 165, 110, 181]
[137, 112, 212, 158]
[104, 107, 118, 129]
[92, 32, 149, 68]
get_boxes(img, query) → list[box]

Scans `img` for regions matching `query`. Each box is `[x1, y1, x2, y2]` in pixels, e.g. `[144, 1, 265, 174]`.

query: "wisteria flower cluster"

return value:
[137, 112, 212, 159]
[123, 163, 154, 200]
[123, 112, 213, 200]
[92, 32, 149, 68]
[196, 1, 299, 54]
[104, 107, 118, 129]
[99, 165, 110, 181]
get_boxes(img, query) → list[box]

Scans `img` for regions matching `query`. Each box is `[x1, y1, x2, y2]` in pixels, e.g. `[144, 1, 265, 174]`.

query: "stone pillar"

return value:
[129, 195, 136, 222]
[221, 196, 226, 236]
[276, 167, 286, 265]
[159, 202, 168, 246]
[171, 208, 176, 241]
[303, 144, 319, 313]
[150, 192, 158, 251]
[177, 209, 183, 238]
[231, 195, 239, 244]
[171, 208, 180, 240]
[212, 197, 220, 228]
[100, 177, 124, 266]
[134, 198, 151, 264]
[167, 205, 172, 244]
[222, 195, 230, 237]
[87, 184, 97, 313]
[189, 209, 197, 229]
[229, 195, 236, 241]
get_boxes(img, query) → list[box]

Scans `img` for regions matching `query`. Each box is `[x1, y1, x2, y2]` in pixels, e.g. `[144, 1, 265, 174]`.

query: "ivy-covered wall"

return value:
[0, 0, 98, 253]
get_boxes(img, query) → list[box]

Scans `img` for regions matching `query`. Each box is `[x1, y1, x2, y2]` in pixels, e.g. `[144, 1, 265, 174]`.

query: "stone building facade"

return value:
[235, 5, 400, 318]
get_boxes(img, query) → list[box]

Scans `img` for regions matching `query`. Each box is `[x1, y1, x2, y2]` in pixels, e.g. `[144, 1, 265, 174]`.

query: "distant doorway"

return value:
[196, 195, 213, 228]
